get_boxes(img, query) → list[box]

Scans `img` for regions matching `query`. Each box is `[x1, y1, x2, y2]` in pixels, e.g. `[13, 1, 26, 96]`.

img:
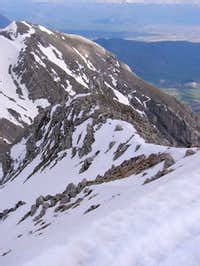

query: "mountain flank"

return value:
[1, 21, 200, 266]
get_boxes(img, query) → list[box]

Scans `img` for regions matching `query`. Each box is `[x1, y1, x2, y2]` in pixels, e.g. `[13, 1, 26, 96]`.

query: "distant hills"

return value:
[0, 14, 10, 28]
[96, 39, 200, 85]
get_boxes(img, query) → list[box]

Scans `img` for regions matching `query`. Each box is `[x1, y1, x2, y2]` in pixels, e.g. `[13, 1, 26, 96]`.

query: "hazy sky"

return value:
[33, 0, 200, 3]
[97, 0, 200, 3]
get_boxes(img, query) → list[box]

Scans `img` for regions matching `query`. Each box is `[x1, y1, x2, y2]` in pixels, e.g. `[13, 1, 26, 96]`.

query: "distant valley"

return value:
[97, 39, 200, 112]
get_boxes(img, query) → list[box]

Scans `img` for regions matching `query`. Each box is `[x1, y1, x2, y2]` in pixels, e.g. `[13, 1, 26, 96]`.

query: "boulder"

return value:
[30, 204, 37, 216]
[44, 195, 53, 201]
[79, 158, 93, 173]
[36, 196, 44, 207]
[60, 195, 70, 204]
[163, 154, 175, 169]
[185, 149, 196, 157]
[54, 193, 63, 201]
[113, 143, 130, 160]
[114, 124, 123, 131]
[42, 202, 50, 210]
[49, 198, 57, 207]
[65, 183, 77, 198]
[77, 178, 88, 193]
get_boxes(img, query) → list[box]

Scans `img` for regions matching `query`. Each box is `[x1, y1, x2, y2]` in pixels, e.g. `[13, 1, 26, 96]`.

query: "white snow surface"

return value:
[0, 115, 199, 266]
[38, 25, 53, 35]
[38, 43, 89, 89]
[105, 81, 130, 106]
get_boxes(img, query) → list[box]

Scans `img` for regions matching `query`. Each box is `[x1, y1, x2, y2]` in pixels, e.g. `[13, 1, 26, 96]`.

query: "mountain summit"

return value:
[1, 21, 200, 266]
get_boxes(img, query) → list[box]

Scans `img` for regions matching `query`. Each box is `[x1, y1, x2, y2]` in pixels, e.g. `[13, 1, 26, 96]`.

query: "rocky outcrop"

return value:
[185, 149, 196, 157]
[19, 178, 89, 223]
[163, 154, 175, 169]
[94, 153, 170, 183]
[143, 168, 174, 185]
[0, 201, 26, 221]
[18, 152, 177, 223]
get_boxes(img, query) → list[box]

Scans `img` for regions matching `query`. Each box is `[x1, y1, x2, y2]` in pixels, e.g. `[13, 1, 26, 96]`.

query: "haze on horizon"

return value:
[33, 0, 200, 4]
[1, 0, 200, 42]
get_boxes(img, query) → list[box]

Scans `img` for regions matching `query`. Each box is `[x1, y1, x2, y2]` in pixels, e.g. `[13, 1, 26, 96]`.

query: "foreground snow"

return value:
[1, 145, 200, 266]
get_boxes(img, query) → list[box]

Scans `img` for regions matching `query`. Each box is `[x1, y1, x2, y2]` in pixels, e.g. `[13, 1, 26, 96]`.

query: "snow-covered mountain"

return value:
[1, 21, 200, 266]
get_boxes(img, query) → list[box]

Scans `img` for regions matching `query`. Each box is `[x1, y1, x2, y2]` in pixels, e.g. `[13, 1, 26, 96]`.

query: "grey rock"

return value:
[42, 202, 50, 210]
[113, 144, 130, 160]
[135, 144, 141, 152]
[34, 207, 46, 221]
[163, 154, 175, 169]
[71, 147, 77, 158]
[84, 204, 100, 214]
[36, 196, 44, 207]
[83, 187, 90, 194]
[60, 195, 70, 204]
[49, 198, 57, 207]
[68, 189, 77, 199]
[95, 175, 103, 182]
[54, 193, 63, 201]
[79, 158, 93, 173]
[78, 125, 95, 158]
[44, 195, 53, 201]
[114, 124, 123, 131]
[65, 183, 77, 198]
[77, 178, 88, 193]
[185, 149, 196, 157]
[106, 141, 116, 153]
[65, 183, 76, 193]
[30, 204, 37, 217]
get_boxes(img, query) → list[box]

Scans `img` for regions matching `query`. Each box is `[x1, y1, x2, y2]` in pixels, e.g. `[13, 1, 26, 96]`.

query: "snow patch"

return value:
[39, 43, 89, 89]
[38, 25, 53, 35]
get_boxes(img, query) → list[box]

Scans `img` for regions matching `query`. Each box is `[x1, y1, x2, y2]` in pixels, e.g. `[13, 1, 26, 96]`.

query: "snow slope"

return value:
[0, 22, 50, 127]
[1, 21, 200, 266]
[0, 143, 199, 266]
[0, 114, 198, 266]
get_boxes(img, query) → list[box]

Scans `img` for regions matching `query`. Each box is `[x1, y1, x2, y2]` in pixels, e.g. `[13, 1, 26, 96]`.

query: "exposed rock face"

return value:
[0, 201, 25, 221]
[0, 21, 200, 185]
[163, 154, 175, 169]
[94, 153, 170, 183]
[185, 149, 196, 157]
[16, 152, 175, 223]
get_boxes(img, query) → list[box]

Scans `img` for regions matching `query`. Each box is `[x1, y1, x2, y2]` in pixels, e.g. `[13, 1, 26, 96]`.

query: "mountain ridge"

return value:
[1, 21, 200, 266]
[0, 21, 200, 152]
